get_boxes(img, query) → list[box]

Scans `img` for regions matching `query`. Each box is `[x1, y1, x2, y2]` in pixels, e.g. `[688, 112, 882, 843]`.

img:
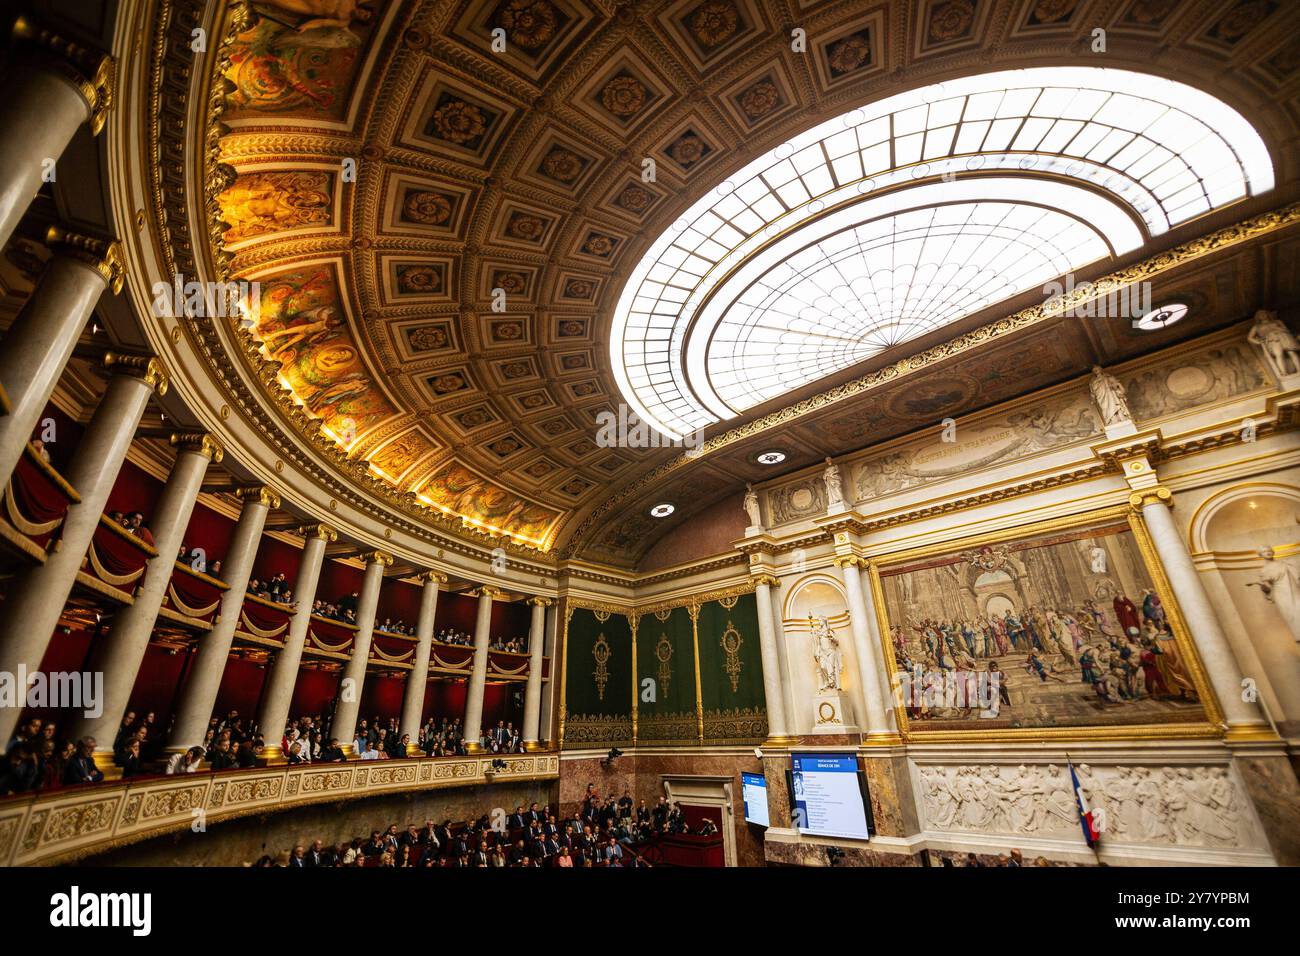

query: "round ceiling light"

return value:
[756, 450, 787, 465]
[1134, 302, 1188, 332]
[649, 502, 675, 518]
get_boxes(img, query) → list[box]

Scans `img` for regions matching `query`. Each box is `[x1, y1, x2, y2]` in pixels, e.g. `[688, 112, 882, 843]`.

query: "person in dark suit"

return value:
[507, 805, 525, 830]
[471, 841, 490, 867]
[305, 840, 326, 867]
[318, 738, 346, 762]
[120, 739, 146, 778]
[288, 845, 307, 868]
[63, 738, 104, 785]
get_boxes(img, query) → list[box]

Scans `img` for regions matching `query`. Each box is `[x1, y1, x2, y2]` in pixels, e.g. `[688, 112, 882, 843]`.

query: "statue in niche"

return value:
[1247, 310, 1300, 380]
[1249, 547, 1300, 642]
[823, 457, 845, 509]
[1088, 365, 1133, 427]
[810, 615, 843, 692]
[743, 483, 762, 528]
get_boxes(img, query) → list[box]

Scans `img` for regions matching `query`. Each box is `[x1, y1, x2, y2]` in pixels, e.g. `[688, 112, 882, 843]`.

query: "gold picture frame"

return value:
[866, 503, 1224, 743]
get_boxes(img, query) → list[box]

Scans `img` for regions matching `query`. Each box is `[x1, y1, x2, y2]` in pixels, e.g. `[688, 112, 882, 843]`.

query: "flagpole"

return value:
[1066, 752, 1103, 866]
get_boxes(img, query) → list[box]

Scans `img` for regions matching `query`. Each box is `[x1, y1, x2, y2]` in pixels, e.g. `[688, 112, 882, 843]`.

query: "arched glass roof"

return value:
[609, 67, 1274, 439]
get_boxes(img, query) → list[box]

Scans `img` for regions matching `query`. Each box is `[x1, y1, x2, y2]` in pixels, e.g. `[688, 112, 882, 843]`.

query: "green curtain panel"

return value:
[562, 607, 632, 749]
[696, 593, 768, 743]
[635, 605, 698, 744]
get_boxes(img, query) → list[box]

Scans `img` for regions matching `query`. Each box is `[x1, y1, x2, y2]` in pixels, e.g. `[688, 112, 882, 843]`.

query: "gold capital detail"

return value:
[751, 574, 780, 588]
[363, 550, 394, 567]
[592, 633, 611, 701]
[294, 522, 337, 542]
[419, 570, 448, 585]
[103, 351, 169, 396]
[171, 432, 224, 463]
[528, 596, 553, 607]
[834, 555, 868, 570]
[235, 485, 280, 509]
[13, 16, 115, 134]
[1129, 487, 1173, 511]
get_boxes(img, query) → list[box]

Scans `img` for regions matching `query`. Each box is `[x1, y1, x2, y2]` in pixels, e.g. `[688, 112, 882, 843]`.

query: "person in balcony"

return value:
[120, 738, 146, 778]
[166, 746, 205, 774]
[208, 737, 237, 770]
[126, 512, 155, 546]
[63, 738, 103, 786]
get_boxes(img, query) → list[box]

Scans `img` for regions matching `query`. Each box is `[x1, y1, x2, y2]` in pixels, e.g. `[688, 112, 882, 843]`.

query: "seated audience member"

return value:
[119, 739, 146, 778]
[63, 738, 104, 785]
[166, 747, 205, 774]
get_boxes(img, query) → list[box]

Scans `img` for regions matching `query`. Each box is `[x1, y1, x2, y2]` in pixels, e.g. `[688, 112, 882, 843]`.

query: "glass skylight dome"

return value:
[609, 67, 1274, 440]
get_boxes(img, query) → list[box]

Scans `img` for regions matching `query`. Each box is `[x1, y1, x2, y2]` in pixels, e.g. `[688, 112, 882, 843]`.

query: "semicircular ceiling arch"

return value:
[610, 66, 1274, 440]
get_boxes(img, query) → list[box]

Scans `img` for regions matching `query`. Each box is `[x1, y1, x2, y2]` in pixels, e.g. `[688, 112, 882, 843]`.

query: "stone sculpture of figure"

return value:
[1249, 547, 1300, 643]
[823, 457, 845, 508]
[1088, 365, 1133, 427]
[743, 483, 761, 528]
[810, 615, 842, 692]
[1246, 309, 1300, 380]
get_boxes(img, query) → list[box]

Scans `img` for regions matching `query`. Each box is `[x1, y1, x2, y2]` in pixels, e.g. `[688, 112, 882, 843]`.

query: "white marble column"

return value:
[256, 524, 334, 763]
[836, 556, 891, 738]
[0, 229, 122, 485]
[522, 597, 550, 751]
[462, 586, 496, 753]
[76, 434, 221, 768]
[399, 571, 444, 755]
[538, 603, 558, 745]
[333, 550, 391, 757]
[752, 575, 794, 743]
[1135, 488, 1275, 739]
[858, 560, 901, 734]
[166, 486, 277, 754]
[0, 355, 165, 747]
[0, 18, 113, 252]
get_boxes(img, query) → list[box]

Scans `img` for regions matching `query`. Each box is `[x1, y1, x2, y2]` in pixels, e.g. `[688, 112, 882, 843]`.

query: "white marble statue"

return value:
[1249, 547, 1300, 642]
[1088, 365, 1133, 427]
[822, 457, 845, 509]
[1247, 309, 1300, 380]
[810, 615, 842, 692]
[743, 483, 761, 528]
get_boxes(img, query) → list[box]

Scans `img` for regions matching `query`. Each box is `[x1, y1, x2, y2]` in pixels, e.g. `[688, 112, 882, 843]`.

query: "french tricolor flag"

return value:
[1068, 759, 1100, 847]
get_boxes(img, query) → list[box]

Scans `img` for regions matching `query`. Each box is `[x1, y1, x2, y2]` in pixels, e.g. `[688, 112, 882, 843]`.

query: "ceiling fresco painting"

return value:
[192, 0, 1300, 566]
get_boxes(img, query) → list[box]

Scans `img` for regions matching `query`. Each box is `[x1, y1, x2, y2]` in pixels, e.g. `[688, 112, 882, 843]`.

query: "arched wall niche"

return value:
[1188, 481, 1300, 736]
[780, 573, 859, 736]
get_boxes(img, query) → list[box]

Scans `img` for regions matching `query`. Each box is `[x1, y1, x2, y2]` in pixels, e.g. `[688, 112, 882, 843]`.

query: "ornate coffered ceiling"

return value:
[155, 0, 1300, 569]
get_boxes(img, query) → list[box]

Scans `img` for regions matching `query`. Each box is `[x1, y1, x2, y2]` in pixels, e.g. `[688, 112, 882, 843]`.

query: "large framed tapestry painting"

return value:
[872, 509, 1217, 736]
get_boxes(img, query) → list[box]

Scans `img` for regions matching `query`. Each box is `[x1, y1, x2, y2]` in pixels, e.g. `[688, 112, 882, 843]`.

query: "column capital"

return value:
[471, 585, 501, 600]
[361, 549, 394, 567]
[833, 554, 869, 571]
[170, 431, 224, 464]
[103, 351, 168, 396]
[234, 485, 280, 509]
[1129, 486, 1173, 511]
[43, 226, 124, 293]
[417, 570, 448, 585]
[13, 16, 115, 134]
[750, 573, 780, 588]
[293, 522, 337, 542]
[527, 596, 553, 607]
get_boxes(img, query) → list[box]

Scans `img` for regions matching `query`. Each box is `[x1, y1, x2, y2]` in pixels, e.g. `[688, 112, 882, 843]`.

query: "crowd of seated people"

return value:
[1, 703, 534, 795]
[245, 572, 296, 607]
[255, 800, 655, 868]
[105, 510, 155, 545]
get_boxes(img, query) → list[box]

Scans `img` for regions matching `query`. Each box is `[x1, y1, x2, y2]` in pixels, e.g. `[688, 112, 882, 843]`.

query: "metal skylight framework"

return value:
[609, 67, 1274, 439]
